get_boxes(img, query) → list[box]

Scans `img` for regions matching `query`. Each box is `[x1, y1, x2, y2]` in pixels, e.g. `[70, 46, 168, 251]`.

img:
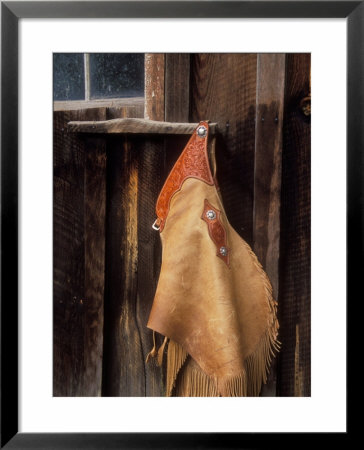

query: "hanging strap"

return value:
[146, 331, 169, 366]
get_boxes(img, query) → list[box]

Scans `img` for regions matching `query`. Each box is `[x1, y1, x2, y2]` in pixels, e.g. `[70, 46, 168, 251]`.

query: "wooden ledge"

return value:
[67, 118, 218, 135]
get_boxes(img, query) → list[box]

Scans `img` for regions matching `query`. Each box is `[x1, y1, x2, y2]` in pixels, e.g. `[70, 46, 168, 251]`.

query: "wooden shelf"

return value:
[67, 118, 218, 135]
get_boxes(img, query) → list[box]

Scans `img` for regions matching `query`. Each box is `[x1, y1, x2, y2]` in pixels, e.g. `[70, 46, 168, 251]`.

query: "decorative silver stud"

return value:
[206, 210, 216, 220]
[220, 246, 228, 257]
[196, 125, 207, 138]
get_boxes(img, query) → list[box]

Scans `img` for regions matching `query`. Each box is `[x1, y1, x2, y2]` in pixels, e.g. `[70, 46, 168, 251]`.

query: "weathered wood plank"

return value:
[53, 107, 106, 396]
[277, 53, 311, 397]
[83, 135, 107, 396]
[145, 54, 165, 121]
[165, 53, 190, 122]
[253, 53, 286, 396]
[67, 117, 217, 135]
[102, 136, 145, 396]
[190, 53, 257, 246]
[136, 136, 167, 396]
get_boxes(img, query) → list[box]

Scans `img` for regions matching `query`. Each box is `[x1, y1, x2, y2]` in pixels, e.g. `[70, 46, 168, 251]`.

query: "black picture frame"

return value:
[1, 1, 356, 448]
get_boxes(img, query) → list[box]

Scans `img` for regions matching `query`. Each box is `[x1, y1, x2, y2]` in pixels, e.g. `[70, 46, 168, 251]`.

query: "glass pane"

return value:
[53, 53, 85, 101]
[89, 53, 144, 99]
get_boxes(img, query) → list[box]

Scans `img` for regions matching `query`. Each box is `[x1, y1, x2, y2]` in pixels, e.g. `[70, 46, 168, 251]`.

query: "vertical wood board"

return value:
[190, 53, 257, 245]
[53, 107, 106, 396]
[136, 136, 167, 396]
[277, 53, 311, 397]
[253, 53, 286, 396]
[253, 53, 285, 290]
[102, 136, 145, 396]
[83, 136, 107, 396]
[165, 53, 191, 122]
[145, 54, 165, 121]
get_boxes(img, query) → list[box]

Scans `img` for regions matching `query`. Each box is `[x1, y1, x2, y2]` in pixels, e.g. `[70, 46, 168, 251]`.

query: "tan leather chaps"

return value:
[146, 121, 280, 397]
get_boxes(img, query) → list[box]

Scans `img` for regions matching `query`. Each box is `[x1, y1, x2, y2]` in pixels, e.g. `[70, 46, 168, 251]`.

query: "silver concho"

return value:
[196, 125, 207, 138]
[219, 246, 228, 257]
[206, 210, 216, 220]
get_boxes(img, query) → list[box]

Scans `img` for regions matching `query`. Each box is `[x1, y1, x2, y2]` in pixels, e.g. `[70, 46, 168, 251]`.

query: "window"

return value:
[53, 53, 145, 101]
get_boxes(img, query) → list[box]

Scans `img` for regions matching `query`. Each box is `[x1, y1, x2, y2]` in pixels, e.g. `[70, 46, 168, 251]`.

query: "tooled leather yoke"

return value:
[154, 121, 214, 232]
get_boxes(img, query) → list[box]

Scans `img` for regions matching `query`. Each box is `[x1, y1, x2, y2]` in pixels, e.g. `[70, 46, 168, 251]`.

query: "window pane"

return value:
[53, 53, 85, 101]
[89, 53, 144, 99]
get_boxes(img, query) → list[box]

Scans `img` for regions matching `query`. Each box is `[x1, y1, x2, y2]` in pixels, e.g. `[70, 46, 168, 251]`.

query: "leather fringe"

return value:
[244, 326, 280, 396]
[172, 358, 249, 397]
[166, 339, 188, 396]
[166, 322, 279, 397]
[220, 372, 248, 397]
[241, 239, 281, 396]
[174, 359, 219, 397]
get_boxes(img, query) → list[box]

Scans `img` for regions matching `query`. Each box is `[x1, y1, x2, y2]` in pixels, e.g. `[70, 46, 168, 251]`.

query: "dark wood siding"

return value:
[53, 107, 106, 396]
[277, 54, 311, 396]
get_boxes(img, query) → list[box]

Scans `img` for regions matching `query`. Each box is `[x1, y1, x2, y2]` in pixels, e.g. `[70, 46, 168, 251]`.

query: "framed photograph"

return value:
[1, 1, 355, 448]
[52, 50, 306, 400]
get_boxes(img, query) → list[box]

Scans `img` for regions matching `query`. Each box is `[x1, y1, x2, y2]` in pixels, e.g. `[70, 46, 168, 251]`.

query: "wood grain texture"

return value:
[53, 107, 106, 396]
[67, 117, 217, 135]
[277, 53, 311, 397]
[102, 136, 145, 396]
[145, 54, 165, 121]
[136, 136, 167, 396]
[84, 136, 107, 396]
[165, 53, 190, 122]
[190, 53, 257, 245]
[253, 54, 285, 287]
[253, 54, 286, 396]
[104, 92, 167, 397]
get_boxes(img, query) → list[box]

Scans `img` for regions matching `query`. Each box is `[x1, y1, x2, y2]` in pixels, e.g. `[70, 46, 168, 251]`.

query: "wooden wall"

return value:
[53, 53, 310, 397]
